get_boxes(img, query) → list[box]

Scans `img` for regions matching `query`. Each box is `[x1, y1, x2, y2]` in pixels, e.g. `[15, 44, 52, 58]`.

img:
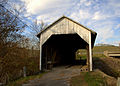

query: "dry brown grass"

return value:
[93, 57, 120, 78]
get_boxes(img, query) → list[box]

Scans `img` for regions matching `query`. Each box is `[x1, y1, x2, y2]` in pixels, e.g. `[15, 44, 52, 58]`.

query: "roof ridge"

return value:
[37, 16, 97, 37]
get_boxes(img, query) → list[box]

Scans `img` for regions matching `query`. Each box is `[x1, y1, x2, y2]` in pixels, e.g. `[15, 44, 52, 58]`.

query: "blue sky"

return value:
[9, 0, 120, 46]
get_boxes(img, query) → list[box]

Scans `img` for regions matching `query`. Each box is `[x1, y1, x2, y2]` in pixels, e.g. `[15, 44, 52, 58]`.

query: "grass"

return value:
[76, 54, 87, 60]
[70, 71, 107, 86]
[77, 46, 120, 54]
[93, 46, 120, 52]
[84, 72, 107, 86]
[6, 72, 46, 86]
[76, 53, 106, 60]
[93, 57, 120, 78]
[76, 46, 120, 59]
[93, 54, 106, 58]
[7, 46, 119, 86]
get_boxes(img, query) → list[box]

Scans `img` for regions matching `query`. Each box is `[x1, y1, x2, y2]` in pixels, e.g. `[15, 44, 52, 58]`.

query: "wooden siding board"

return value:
[37, 16, 97, 37]
[38, 16, 96, 71]
[66, 18, 89, 43]
[41, 18, 90, 45]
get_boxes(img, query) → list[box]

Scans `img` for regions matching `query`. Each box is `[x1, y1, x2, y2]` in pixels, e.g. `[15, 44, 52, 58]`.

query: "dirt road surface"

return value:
[23, 66, 82, 86]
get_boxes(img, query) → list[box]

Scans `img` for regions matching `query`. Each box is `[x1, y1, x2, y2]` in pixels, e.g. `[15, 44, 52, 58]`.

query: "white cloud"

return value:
[70, 10, 90, 20]
[92, 11, 110, 20]
[18, 0, 120, 45]
[21, 0, 75, 24]
[79, 0, 93, 6]
[92, 11, 101, 20]
[21, 0, 74, 14]
[115, 24, 120, 30]
[112, 41, 120, 45]
[37, 14, 60, 24]
[97, 27, 114, 43]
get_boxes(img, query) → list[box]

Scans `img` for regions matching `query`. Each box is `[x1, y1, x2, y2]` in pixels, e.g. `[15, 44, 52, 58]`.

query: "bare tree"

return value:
[31, 19, 47, 34]
[0, 0, 8, 5]
[0, 0, 43, 83]
[0, 1, 27, 83]
[29, 19, 47, 50]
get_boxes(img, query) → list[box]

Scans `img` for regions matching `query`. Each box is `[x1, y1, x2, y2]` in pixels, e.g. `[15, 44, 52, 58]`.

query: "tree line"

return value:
[0, 0, 46, 84]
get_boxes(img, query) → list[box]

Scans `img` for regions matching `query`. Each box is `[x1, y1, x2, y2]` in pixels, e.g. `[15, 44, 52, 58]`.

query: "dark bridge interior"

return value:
[42, 33, 88, 69]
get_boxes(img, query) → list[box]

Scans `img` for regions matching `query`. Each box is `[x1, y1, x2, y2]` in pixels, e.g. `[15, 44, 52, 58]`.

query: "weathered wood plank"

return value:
[41, 18, 90, 45]
[40, 34, 42, 71]
[89, 32, 92, 71]
[117, 77, 120, 86]
[38, 16, 96, 71]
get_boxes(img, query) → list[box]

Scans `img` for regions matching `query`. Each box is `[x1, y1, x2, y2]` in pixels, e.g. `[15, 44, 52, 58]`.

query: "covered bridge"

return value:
[37, 16, 97, 71]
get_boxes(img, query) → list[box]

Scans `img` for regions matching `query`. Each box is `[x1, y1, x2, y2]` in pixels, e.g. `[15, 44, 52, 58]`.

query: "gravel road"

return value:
[23, 66, 82, 86]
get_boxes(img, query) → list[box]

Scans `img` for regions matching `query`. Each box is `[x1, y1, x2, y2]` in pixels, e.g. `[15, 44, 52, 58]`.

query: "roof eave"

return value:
[37, 16, 97, 38]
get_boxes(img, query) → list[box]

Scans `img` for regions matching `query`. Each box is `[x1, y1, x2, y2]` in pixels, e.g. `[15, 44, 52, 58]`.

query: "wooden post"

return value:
[40, 35, 42, 71]
[86, 45, 89, 71]
[89, 31, 92, 71]
[23, 66, 26, 77]
[117, 77, 120, 86]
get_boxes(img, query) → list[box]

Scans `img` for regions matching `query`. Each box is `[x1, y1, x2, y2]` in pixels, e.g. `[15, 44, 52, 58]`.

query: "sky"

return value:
[8, 0, 120, 46]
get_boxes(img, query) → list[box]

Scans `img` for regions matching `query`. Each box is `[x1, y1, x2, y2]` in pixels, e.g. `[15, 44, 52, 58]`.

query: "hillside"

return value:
[93, 46, 120, 52]
[78, 46, 120, 53]
[76, 46, 120, 60]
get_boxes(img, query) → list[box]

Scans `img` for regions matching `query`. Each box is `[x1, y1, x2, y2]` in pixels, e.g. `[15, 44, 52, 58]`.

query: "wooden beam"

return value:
[40, 45, 42, 71]
[86, 45, 90, 71]
[89, 31, 92, 71]
[40, 35, 42, 71]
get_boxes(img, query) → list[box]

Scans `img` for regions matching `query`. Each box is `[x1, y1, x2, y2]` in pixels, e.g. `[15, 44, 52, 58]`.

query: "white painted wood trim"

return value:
[40, 35, 42, 71]
[89, 31, 92, 71]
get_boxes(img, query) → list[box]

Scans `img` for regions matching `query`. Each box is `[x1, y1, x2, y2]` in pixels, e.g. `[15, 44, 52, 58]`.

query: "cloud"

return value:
[97, 26, 114, 43]
[92, 12, 101, 20]
[21, 0, 74, 14]
[112, 41, 120, 46]
[21, 0, 76, 23]
[70, 9, 92, 23]
[18, 0, 120, 45]
[115, 24, 120, 30]
[92, 11, 110, 20]
[36, 14, 60, 24]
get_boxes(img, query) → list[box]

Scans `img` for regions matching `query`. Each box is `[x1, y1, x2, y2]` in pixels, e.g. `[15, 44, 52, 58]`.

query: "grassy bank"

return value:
[76, 46, 120, 59]
[70, 70, 117, 86]
[6, 72, 46, 86]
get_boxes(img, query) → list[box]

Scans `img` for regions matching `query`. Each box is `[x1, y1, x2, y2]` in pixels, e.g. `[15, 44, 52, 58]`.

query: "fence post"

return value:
[23, 66, 26, 77]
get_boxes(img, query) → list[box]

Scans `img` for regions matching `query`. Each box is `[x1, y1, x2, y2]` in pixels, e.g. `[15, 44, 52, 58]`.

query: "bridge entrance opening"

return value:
[41, 33, 88, 69]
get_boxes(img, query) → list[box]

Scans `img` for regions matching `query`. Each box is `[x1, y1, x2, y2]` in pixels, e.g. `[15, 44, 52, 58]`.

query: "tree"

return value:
[0, 1, 27, 83]
[29, 19, 47, 50]
[0, 0, 8, 5]
[0, 0, 45, 83]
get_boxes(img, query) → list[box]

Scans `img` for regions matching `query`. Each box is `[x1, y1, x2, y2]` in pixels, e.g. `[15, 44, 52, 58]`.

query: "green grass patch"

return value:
[6, 72, 46, 86]
[93, 54, 106, 58]
[70, 71, 107, 86]
[93, 46, 120, 52]
[76, 54, 106, 60]
[76, 54, 87, 60]
[84, 72, 107, 86]
[76, 46, 120, 59]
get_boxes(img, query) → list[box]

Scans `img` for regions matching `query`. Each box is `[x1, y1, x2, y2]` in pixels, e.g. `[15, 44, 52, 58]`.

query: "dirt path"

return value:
[23, 66, 82, 86]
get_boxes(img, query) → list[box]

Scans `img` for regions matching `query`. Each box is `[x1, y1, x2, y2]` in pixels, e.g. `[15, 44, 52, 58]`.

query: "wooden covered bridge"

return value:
[37, 16, 97, 71]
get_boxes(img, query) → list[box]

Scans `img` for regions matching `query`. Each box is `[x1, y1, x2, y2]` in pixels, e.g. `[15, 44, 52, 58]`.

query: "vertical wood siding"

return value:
[40, 18, 90, 45]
